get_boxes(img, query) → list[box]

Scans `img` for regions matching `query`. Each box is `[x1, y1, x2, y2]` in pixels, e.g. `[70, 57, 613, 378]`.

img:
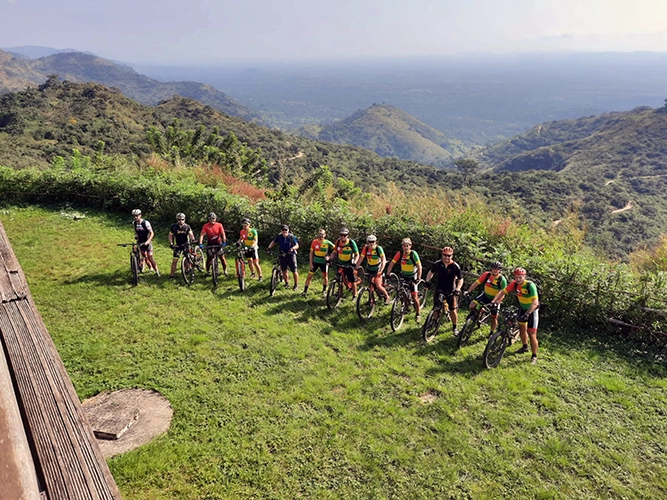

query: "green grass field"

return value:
[2, 206, 666, 499]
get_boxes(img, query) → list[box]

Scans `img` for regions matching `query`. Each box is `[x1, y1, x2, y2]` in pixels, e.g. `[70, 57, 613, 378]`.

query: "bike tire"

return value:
[194, 246, 205, 272]
[236, 259, 245, 291]
[356, 287, 375, 322]
[483, 328, 508, 369]
[270, 267, 281, 296]
[390, 296, 406, 332]
[211, 254, 219, 287]
[421, 308, 440, 342]
[385, 274, 400, 300]
[181, 254, 195, 285]
[457, 310, 479, 349]
[326, 279, 343, 310]
[130, 254, 139, 286]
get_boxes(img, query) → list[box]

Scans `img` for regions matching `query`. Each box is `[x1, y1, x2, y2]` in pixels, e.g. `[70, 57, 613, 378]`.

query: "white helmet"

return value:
[131, 209, 141, 216]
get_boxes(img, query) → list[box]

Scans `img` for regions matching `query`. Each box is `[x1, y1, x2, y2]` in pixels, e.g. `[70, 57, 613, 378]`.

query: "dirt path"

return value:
[611, 201, 634, 213]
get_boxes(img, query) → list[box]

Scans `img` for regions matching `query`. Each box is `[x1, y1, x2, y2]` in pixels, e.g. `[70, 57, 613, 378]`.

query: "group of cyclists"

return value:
[131, 209, 540, 365]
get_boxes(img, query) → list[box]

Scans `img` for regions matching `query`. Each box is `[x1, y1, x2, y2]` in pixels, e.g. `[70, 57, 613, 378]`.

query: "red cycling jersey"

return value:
[200, 222, 226, 244]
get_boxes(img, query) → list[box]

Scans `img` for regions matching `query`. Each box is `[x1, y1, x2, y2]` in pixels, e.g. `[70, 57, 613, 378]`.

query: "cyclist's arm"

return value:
[355, 252, 366, 270]
[491, 290, 506, 304]
[467, 281, 479, 293]
[454, 276, 463, 292]
[220, 226, 227, 244]
[187, 229, 195, 243]
[146, 227, 155, 245]
[199, 228, 206, 245]
[168, 232, 174, 246]
[386, 260, 395, 276]
[309, 246, 314, 268]
[378, 253, 387, 274]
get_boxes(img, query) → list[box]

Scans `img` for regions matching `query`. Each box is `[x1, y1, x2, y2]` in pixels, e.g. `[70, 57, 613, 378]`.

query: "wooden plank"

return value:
[0, 222, 121, 500]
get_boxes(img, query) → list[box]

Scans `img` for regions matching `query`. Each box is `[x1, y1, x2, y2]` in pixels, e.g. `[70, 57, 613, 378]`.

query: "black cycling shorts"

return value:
[280, 254, 297, 272]
[311, 261, 328, 274]
[244, 247, 258, 260]
[400, 275, 419, 294]
[435, 290, 457, 310]
[342, 265, 356, 284]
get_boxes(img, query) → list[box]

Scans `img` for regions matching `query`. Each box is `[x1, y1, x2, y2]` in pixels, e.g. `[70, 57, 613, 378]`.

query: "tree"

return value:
[455, 158, 479, 184]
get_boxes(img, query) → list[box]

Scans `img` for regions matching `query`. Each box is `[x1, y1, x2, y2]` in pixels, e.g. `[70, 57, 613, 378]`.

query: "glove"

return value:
[199, 244, 204, 249]
[169, 244, 175, 249]
[463, 291, 470, 298]
[222, 242, 227, 247]
[518, 313, 529, 322]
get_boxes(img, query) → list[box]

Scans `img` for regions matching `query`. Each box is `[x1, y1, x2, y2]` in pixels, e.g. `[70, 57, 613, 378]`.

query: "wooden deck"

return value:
[0, 220, 121, 500]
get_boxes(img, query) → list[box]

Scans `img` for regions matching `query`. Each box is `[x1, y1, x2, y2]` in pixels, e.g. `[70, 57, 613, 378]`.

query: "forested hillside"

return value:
[2, 77, 667, 256]
[299, 104, 469, 167]
[0, 49, 253, 119]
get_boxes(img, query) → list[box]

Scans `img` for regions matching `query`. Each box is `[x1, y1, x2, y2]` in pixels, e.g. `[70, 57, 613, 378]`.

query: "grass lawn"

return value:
[2, 206, 666, 499]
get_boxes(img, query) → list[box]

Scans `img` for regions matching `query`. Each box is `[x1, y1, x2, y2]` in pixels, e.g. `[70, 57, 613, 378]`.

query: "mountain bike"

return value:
[390, 275, 428, 332]
[179, 242, 205, 285]
[457, 298, 494, 348]
[118, 242, 143, 286]
[203, 244, 225, 287]
[326, 264, 361, 311]
[483, 306, 521, 369]
[233, 242, 247, 292]
[421, 291, 454, 342]
[268, 250, 287, 296]
[355, 271, 384, 322]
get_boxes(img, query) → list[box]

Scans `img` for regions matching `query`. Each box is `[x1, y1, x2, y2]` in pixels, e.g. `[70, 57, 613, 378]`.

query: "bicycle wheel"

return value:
[390, 296, 406, 332]
[416, 279, 429, 307]
[385, 274, 400, 300]
[194, 246, 205, 272]
[236, 258, 245, 291]
[270, 267, 281, 296]
[211, 254, 219, 287]
[326, 279, 343, 310]
[457, 310, 479, 349]
[421, 308, 441, 342]
[181, 254, 195, 285]
[130, 254, 139, 286]
[356, 287, 375, 322]
[483, 328, 508, 369]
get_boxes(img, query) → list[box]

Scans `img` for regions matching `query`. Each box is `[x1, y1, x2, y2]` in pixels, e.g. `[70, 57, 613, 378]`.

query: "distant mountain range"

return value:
[299, 104, 469, 167]
[0, 49, 254, 120]
[1, 45, 92, 59]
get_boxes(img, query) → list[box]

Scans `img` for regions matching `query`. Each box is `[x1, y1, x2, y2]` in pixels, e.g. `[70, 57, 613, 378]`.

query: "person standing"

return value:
[331, 227, 359, 298]
[386, 238, 423, 322]
[239, 218, 262, 281]
[302, 228, 335, 297]
[198, 212, 228, 277]
[268, 224, 300, 290]
[491, 267, 540, 364]
[132, 208, 159, 276]
[355, 234, 391, 305]
[425, 246, 463, 334]
[465, 261, 507, 335]
[168, 212, 195, 278]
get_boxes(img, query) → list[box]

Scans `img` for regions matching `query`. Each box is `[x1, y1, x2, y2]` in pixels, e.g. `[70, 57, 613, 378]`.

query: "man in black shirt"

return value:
[425, 246, 463, 335]
[168, 213, 195, 278]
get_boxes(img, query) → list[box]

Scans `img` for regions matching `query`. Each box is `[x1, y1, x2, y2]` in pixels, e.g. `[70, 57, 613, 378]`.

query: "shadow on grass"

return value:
[63, 269, 162, 288]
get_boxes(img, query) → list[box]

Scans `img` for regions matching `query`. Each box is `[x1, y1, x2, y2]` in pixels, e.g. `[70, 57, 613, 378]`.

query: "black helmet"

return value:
[208, 212, 217, 220]
[491, 261, 502, 269]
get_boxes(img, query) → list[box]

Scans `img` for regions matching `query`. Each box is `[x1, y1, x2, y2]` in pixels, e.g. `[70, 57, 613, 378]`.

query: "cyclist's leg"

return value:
[289, 255, 298, 288]
[409, 277, 420, 316]
[218, 248, 228, 274]
[280, 255, 289, 285]
[479, 295, 499, 332]
[170, 246, 181, 277]
[518, 316, 530, 351]
[344, 266, 357, 297]
[143, 243, 159, 274]
[373, 273, 389, 302]
[527, 310, 539, 357]
[205, 248, 213, 273]
[447, 294, 458, 332]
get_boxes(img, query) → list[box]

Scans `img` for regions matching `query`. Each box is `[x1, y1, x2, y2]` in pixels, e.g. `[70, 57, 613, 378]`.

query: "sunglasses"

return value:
[442, 253, 453, 257]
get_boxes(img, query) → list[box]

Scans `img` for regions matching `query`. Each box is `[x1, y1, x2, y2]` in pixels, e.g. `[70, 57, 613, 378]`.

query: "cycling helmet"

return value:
[176, 212, 186, 220]
[208, 212, 217, 220]
[241, 218, 250, 225]
[491, 261, 502, 269]
[131, 209, 141, 216]
[442, 246, 454, 254]
[513, 267, 527, 276]
[339, 227, 349, 235]
[281, 224, 289, 231]
[366, 234, 377, 243]
[402, 238, 412, 246]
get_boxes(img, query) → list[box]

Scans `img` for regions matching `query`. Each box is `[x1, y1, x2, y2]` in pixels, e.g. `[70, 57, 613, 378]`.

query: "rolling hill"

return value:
[0, 49, 254, 120]
[299, 104, 469, 167]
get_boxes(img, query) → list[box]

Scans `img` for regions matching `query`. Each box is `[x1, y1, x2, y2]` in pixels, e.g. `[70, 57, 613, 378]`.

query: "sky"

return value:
[1, 0, 667, 64]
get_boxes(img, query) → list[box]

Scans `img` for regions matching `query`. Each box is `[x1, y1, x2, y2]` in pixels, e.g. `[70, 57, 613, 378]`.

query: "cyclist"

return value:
[355, 234, 390, 305]
[198, 212, 228, 277]
[239, 218, 262, 281]
[465, 261, 507, 336]
[330, 227, 359, 298]
[302, 228, 334, 297]
[386, 238, 423, 322]
[168, 213, 195, 278]
[425, 246, 462, 334]
[132, 209, 159, 276]
[491, 267, 540, 365]
[267, 224, 300, 290]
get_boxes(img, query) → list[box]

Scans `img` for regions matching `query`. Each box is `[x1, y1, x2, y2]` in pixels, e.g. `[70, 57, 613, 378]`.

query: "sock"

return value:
[523, 343, 528, 349]
[303, 285, 309, 292]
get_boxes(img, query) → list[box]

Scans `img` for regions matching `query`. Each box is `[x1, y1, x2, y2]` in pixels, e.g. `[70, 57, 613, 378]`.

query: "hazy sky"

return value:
[1, 0, 667, 63]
